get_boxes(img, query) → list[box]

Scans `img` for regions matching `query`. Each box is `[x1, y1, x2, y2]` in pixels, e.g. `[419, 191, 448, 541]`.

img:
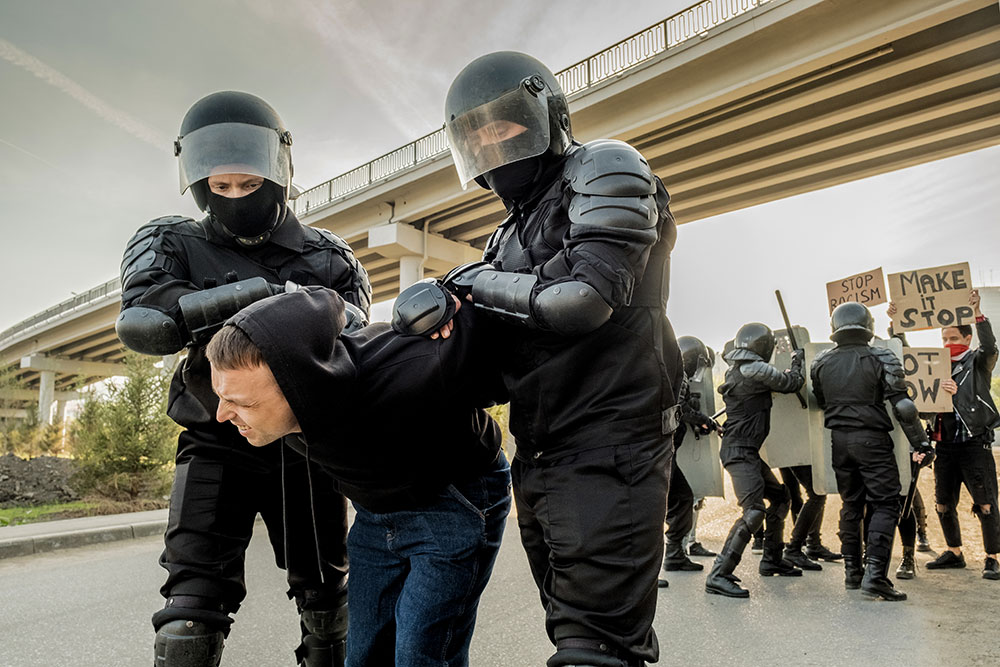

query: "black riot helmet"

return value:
[445, 51, 572, 192]
[678, 335, 711, 377]
[730, 323, 776, 362]
[830, 302, 875, 343]
[175, 91, 294, 246]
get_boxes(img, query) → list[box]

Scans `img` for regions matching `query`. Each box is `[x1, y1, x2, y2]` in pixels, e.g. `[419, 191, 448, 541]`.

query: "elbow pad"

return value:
[116, 307, 184, 355]
[178, 277, 277, 343]
[342, 302, 369, 335]
[391, 280, 456, 335]
[534, 281, 613, 335]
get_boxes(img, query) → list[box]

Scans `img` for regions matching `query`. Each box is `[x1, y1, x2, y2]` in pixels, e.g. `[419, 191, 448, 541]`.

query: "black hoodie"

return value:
[228, 287, 507, 513]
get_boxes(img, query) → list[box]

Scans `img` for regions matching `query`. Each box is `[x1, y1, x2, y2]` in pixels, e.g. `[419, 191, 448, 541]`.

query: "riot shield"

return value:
[675, 364, 725, 498]
[759, 327, 813, 468]
[810, 337, 913, 494]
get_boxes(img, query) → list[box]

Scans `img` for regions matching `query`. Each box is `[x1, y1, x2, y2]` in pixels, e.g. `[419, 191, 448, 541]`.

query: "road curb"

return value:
[0, 518, 167, 560]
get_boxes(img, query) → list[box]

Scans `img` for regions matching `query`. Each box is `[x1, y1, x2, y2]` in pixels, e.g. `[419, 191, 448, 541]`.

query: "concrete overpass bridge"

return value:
[2, 0, 997, 422]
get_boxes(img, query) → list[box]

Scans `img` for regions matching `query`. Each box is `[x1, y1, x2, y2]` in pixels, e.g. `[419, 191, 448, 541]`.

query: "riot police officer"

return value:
[441, 51, 681, 667]
[661, 336, 721, 584]
[810, 303, 933, 601]
[705, 323, 805, 598]
[117, 91, 370, 666]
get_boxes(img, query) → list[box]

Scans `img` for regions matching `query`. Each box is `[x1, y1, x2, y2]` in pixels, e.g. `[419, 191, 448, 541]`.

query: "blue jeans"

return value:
[345, 452, 511, 667]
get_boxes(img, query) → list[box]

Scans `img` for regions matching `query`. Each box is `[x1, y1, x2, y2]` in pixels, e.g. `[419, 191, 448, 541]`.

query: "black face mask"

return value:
[208, 181, 284, 245]
[483, 156, 543, 202]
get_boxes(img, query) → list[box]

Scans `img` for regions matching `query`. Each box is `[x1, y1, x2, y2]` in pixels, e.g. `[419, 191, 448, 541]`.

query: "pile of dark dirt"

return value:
[0, 453, 79, 507]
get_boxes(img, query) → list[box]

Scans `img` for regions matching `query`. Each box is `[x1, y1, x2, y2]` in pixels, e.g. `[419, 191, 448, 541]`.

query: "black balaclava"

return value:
[207, 180, 286, 247]
[482, 156, 545, 202]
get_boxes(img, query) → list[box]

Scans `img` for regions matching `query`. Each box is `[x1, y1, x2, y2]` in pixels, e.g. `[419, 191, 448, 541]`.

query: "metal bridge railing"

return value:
[0, 277, 122, 346]
[292, 0, 772, 218]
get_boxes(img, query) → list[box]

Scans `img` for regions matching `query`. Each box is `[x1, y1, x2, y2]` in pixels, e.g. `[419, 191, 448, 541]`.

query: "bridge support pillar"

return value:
[399, 255, 424, 291]
[38, 370, 55, 425]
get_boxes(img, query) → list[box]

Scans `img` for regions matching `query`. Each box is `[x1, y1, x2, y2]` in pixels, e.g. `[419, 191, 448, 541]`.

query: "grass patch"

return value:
[0, 501, 98, 527]
[0, 497, 168, 527]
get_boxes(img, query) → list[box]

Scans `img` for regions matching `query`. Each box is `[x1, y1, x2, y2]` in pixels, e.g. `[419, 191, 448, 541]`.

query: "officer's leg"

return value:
[663, 457, 699, 574]
[779, 467, 803, 525]
[895, 506, 917, 580]
[537, 439, 669, 667]
[155, 429, 260, 665]
[262, 446, 350, 666]
[512, 456, 553, 610]
[795, 465, 839, 561]
[856, 434, 906, 601]
[760, 464, 802, 576]
[832, 432, 865, 589]
[706, 444, 766, 598]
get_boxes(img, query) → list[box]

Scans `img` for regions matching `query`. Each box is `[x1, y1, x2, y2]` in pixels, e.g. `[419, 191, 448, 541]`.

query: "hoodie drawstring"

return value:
[305, 445, 326, 585]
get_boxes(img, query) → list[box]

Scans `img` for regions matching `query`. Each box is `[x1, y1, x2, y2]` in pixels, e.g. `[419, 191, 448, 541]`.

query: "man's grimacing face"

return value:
[212, 362, 300, 447]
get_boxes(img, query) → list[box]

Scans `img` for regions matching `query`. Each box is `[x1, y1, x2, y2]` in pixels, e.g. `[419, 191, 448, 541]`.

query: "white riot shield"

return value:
[759, 327, 813, 469]
[810, 338, 913, 494]
[675, 365, 725, 498]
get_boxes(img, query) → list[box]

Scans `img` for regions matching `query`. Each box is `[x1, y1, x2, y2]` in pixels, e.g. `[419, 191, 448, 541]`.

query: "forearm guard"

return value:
[178, 277, 278, 344]
[472, 270, 613, 335]
[892, 396, 933, 454]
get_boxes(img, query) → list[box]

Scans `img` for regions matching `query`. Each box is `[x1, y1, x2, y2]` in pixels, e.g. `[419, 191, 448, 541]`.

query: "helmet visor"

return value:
[446, 83, 551, 188]
[177, 122, 291, 194]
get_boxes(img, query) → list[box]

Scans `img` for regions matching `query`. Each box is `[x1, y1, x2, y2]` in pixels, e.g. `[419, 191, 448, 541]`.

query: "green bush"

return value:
[70, 352, 178, 501]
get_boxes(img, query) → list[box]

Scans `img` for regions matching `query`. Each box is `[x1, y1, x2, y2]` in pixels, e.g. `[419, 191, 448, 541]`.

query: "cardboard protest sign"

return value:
[901, 347, 952, 412]
[826, 268, 887, 315]
[888, 262, 974, 332]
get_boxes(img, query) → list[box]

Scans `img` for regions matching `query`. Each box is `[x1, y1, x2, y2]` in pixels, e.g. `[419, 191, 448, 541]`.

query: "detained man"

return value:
[206, 284, 511, 667]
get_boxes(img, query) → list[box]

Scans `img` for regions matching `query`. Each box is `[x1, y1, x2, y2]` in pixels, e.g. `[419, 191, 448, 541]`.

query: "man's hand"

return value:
[942, 378, 958, 395]
[429, 295, 462, 340]
[887, 301, 897, 317]
[912, 442, 935, 468]
[970, 288, 982, 317]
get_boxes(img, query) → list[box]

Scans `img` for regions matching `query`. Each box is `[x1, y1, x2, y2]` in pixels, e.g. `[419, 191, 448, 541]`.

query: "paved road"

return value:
[1, 513, 997, 666]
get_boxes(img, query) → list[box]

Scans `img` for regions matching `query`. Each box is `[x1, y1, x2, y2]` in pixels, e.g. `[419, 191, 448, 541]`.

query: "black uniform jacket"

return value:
[719, 351, 804, 448]
[120, 213, 369, 433]
[810, 343, 908, 432]
[483, 146, 681, 456]
[229, 287, 507, 514]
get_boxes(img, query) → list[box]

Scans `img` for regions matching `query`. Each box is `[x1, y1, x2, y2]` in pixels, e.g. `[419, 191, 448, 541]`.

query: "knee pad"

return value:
[742, 507, 766, 533]
[154, 620, 224, 667]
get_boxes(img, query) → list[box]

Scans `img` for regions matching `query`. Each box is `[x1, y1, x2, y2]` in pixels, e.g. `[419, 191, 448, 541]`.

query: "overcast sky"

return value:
[1, 0, 998, 353]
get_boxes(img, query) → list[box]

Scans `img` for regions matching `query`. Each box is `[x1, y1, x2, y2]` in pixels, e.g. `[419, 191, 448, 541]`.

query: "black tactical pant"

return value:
[665, 453, 694, 547]
[831, 429, 901, 562]
[721, 442, 789, 546]
[934, 440, 1000, 554]
[780, 465, 826, 550]
[159, 423, 349, 625]
[512, 436, 671, 665]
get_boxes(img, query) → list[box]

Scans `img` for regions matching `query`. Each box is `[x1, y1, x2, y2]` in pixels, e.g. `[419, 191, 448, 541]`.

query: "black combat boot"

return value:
[689, 542, 716, 557]
[663, 541, 703, 572]
[895, 546, 916, 580]
[783, 545, 822, 571]
[916, 530, 931, 552]
[759, 543, 803, 577]
[861, 558, 907, 601]
[705, 519, 754, 598]
[804, 543, 843, 562]
[842, 543, 863, 589]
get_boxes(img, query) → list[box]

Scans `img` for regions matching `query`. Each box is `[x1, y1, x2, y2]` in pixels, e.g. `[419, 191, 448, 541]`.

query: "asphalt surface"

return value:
[1, 508, 999, 666]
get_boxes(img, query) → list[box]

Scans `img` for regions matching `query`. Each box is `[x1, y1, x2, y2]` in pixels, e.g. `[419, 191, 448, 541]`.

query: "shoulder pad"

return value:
[739, 360, 776, 381]
[121, 216, 194, 268]
[565, 140, 656, 197]
[310, 227, 354, 254]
